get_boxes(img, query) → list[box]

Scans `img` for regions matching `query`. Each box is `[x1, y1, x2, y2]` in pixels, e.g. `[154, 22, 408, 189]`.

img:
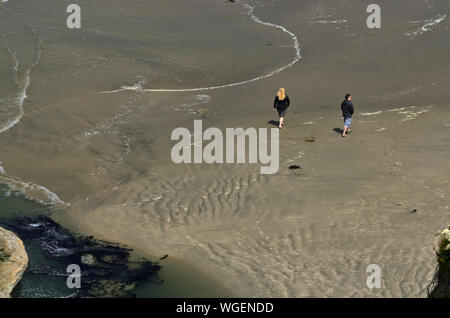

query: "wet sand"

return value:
[55, 103, 450, 297]
[0, 0, 449, 297]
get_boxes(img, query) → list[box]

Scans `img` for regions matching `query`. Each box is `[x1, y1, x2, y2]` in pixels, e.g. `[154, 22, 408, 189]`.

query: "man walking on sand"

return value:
[341, 93, 354, 137]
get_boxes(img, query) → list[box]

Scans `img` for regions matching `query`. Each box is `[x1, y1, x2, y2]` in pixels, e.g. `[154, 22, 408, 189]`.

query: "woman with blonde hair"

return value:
[273, 88, 290, 129]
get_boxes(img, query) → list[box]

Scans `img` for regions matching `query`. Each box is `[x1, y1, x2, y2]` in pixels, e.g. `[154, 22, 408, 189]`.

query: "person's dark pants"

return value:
[277, 109, 287, 118]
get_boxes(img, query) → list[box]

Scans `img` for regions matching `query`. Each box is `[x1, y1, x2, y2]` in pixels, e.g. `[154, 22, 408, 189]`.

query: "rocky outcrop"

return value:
[0, 226, 28, 298]
[428, 226, 450, 297]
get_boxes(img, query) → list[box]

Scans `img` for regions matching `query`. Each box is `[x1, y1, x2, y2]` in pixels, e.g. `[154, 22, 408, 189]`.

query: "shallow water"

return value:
[0, 185, 72, 297]
[0, 185, 231, 297]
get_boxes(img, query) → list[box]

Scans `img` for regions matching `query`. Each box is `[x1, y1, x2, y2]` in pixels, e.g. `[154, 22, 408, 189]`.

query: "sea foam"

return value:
[0, 174, 67, 208]
[100, 2, 301, 94]
[405, 14, 447, 38]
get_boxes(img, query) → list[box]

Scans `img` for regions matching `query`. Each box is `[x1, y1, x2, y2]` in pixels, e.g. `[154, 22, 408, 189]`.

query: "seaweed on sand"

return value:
[2, 216, 161, 297]
[427, 228, 450, 298]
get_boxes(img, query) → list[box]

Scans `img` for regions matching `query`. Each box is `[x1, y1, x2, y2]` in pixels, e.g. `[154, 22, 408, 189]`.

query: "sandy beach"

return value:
[0, 0, 449, 297]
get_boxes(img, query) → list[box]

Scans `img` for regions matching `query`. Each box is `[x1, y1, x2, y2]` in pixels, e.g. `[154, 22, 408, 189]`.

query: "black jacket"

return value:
[341, 100, 354, 118]
[274, 95, 290, 111]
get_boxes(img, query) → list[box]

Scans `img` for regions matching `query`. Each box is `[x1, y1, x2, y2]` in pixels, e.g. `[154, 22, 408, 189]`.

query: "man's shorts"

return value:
[344, 117, 352, 128]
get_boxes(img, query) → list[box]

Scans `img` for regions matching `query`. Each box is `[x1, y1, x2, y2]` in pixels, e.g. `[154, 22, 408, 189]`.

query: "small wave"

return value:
[100, 2, 301, 94]
[0, 174, 67, 209]
[398, 105, 433, 122]
[124, 77, 147, 92]
[196, 94, 211, 102]
[405, 14, 447, 38]
[360, 111, 382, 116]
[309, 19, 347, 24]
[174, 94, 212, 115]
[388, 107, 408, 112]
[0, 4, 42, 134]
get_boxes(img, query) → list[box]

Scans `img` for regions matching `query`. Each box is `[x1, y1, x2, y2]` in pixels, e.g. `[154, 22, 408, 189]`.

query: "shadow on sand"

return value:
[268, 120, 279, 127]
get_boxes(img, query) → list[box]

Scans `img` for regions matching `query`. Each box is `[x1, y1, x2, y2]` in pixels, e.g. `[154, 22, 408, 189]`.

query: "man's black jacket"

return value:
[341, 100, 354, 118]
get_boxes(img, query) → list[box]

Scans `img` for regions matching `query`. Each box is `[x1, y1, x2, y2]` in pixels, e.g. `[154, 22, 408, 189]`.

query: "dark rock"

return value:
[0, 227, 28, 298]
[2, 216, 161, 298]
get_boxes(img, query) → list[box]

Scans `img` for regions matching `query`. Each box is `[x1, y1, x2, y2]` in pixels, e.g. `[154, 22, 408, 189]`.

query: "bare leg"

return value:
[342, 127, 347, 137]
[279, 117, 284, 128]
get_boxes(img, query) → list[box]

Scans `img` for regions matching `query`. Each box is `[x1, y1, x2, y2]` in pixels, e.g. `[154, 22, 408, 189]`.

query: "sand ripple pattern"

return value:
[114, 169, 268, 232]
[76, 105, 450, 297]
[79, 156, 446, 297]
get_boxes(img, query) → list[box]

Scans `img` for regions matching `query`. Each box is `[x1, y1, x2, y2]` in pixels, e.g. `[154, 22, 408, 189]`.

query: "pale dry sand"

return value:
[55, 102, 450, 297]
